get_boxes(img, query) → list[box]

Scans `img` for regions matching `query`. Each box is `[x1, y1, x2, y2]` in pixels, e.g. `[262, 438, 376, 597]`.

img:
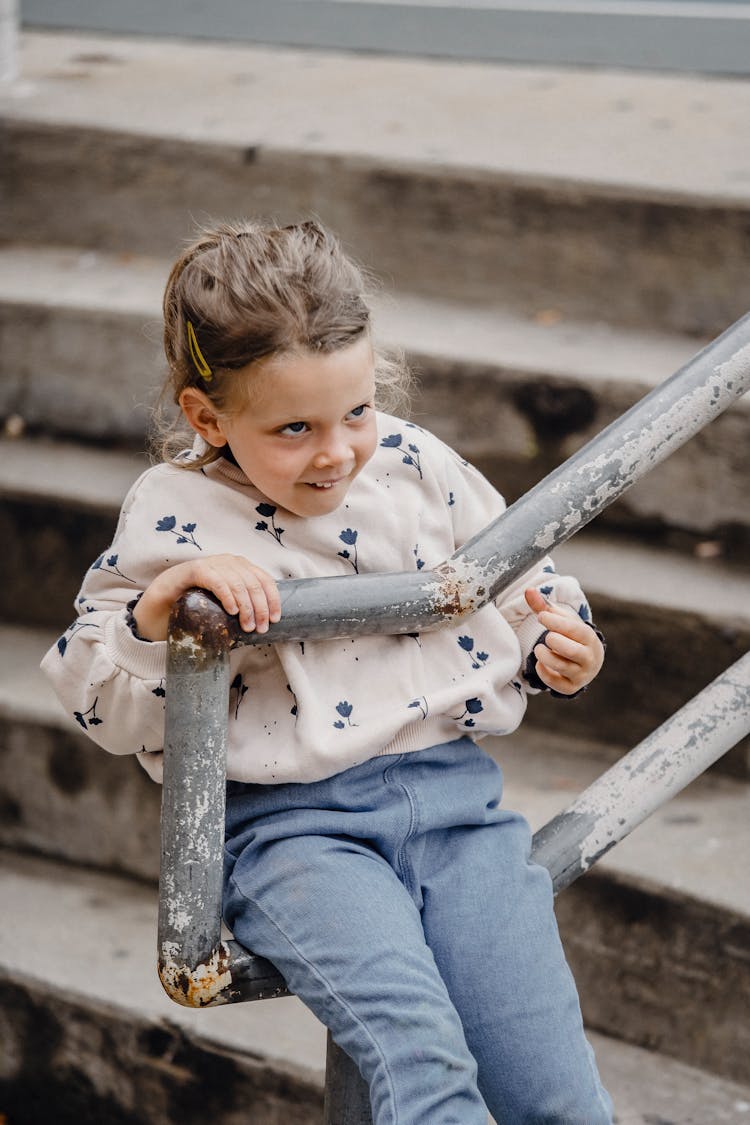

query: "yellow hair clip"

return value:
[187, 320, 213, 383]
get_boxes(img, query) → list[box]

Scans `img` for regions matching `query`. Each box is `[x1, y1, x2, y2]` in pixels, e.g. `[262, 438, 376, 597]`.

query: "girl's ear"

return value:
[179, 387, 229, 448]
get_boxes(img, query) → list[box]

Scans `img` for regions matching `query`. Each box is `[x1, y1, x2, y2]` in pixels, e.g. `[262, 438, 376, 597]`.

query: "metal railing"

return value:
[158, 313, 750, 1119]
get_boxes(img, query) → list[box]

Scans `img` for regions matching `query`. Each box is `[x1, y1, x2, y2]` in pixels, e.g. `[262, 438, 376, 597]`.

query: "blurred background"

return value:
[1, 3, 749, 1123]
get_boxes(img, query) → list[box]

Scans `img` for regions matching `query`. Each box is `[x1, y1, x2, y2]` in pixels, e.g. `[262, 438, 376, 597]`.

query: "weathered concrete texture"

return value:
[0, 715, 161, 881]
[0, 621, 161, 879]
[0, 495, 121, 628]
[0, 300, 160, 442]
[2, 244, 748, 544]
[5, 32, 750, 200]
[3, 32, 750, 335]
[496, 727, 750, 923]
[2, 851, 750, 1124]
[556, 870, 750, 1086]
[4, 120, 750, 339]
[417, 355, 750, 548]
[0, 977, 324, 1125]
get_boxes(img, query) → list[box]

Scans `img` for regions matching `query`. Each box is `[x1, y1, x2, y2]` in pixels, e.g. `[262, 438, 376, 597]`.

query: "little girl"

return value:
[43, 220, 612, 1123]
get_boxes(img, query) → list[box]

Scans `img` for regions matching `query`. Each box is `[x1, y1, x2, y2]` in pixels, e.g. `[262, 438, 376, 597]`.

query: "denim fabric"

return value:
[223, 739, 613, 1124]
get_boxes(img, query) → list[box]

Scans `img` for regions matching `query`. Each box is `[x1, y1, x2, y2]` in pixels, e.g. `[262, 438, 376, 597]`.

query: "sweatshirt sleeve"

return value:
[440, 441, 596, 688]
[40, 469, 173, 756]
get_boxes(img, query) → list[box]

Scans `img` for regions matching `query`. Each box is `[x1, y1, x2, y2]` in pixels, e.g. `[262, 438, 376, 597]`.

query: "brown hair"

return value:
[156, 219, 410, 468]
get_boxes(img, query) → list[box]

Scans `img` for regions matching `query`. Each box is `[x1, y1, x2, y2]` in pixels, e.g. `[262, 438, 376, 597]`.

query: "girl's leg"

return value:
[420, 811, 613, 1124]
[223, 829, 488, 1125]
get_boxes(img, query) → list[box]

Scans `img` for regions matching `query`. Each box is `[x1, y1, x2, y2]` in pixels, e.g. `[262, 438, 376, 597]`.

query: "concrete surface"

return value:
[3, 30, 750, 201]
[3, 33, 750, 333]
[2, 848, 750, 1122]
[2, 243, 749, 539]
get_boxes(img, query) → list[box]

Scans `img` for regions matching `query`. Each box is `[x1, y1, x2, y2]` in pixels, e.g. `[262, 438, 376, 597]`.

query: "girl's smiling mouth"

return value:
[307, 476, 348, 489]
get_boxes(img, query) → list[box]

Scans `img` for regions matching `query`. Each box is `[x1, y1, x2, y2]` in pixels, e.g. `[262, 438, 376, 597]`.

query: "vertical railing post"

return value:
[324, 1032, 373, 1124]
[158, 590, 234, 1006]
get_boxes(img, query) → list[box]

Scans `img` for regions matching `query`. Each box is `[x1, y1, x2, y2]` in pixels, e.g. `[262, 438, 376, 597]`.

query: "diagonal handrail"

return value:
[531, 651, 750, 893]
[158, 312, 750, 1009]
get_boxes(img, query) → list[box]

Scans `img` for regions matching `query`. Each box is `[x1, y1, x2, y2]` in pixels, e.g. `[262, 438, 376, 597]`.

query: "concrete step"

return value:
[2, 244, 749, 548]
[0, 850, 326, 1125]
[3, 31, 750, 336]
[2, 619, 749, 1084]
[2, 844, 750, 1121]
[2, 433, 748, 771]
[499, 728, 750, 1086]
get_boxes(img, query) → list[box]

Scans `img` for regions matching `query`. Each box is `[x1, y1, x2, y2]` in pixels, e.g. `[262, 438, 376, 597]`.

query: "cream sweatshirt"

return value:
[41, 414, 593, 784]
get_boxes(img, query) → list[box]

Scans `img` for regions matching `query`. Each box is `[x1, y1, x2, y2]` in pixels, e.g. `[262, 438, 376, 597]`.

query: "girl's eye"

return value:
[280, 421, 309, 435]
[347, 404, 369, 420]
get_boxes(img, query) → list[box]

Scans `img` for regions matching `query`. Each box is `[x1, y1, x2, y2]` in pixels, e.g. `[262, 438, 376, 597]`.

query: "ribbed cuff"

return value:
[104, 612, 168, 680]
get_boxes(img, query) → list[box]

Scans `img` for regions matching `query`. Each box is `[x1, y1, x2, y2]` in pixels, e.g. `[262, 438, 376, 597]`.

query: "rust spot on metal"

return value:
[432, 559, 490, 621]
[167, 588, 233, 670]
[158, 941, 233, 1008]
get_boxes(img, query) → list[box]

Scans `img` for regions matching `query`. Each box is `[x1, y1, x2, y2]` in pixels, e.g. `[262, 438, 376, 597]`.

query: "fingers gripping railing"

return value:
[158, 316, 750, 1099]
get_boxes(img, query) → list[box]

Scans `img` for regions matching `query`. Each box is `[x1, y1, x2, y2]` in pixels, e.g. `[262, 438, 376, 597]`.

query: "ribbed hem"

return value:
[377, 716, 461, 759]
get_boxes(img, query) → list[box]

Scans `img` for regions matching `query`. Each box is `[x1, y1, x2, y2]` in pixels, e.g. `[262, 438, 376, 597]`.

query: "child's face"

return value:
[207, 336, 378, 517]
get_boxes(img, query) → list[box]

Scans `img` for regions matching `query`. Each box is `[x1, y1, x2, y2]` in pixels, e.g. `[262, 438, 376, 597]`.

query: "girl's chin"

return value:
[279, 480, 352, 516]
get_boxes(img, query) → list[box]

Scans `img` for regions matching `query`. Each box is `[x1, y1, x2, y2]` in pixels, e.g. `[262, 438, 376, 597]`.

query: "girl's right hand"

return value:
[132, 555, 282, 642]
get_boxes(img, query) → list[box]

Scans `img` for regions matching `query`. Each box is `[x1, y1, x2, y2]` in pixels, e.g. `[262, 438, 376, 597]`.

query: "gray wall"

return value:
[20, 1, 750, 76]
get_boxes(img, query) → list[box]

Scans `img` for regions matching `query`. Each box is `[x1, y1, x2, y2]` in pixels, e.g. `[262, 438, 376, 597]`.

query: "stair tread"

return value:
[1, 846, 749, 1122]
[0, 433, 148, 510]
[0, 848, 326, 1083]
[0, 241, 716, 390]
[494, 726, 750, 919]
[5, 30, 750, 205]
[3, 619, 748, 917]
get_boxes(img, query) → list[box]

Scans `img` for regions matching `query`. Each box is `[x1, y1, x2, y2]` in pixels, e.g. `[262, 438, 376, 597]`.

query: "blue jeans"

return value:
[223, 739, 613, 1124]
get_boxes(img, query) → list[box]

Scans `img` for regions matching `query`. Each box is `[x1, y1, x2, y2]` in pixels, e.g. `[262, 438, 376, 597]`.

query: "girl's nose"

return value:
[312, 430, 352, 469]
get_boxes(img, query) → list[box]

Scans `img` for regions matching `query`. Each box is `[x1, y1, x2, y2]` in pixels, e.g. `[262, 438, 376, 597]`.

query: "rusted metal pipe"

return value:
[158, 313, 749, 1009]
[531, 651, 750, 894]
[158, 590, 234, 1007]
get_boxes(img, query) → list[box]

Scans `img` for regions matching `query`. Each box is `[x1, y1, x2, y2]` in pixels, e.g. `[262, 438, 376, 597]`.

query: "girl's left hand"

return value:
[524, 588, 605, 695]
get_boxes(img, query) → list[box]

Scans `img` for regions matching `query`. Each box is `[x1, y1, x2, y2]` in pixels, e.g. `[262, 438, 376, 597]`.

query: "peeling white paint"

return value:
[566, 658, 750, 876]
[714, 341, 750, 384]
[534, 521, 562, 550]
[170, 908, 192, 933]
[577, 375, 745, 506]
[170, 633, 205, 657]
